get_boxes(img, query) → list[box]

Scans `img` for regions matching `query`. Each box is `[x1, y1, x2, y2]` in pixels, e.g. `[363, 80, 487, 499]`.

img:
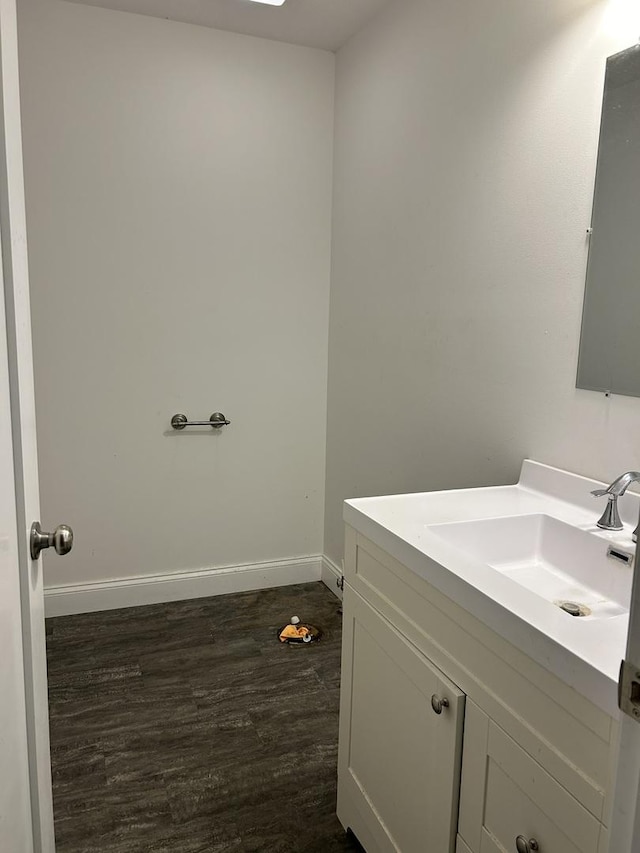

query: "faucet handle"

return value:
[594, 492, 624, 531]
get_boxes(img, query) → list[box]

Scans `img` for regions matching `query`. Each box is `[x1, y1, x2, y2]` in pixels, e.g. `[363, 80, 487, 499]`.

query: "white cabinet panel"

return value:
[338, 587, 465, 852]
[460, 701, 601, 853]
[457, 836, 473, 853]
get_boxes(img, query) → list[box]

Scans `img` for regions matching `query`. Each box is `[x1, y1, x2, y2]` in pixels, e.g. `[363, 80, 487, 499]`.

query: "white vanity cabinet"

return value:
[337, 526, 618, 853]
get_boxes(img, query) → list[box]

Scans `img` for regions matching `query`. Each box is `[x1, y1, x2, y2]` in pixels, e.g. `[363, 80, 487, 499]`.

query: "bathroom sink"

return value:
[427, 513, 633, 619]
[344, 461, 640, 713]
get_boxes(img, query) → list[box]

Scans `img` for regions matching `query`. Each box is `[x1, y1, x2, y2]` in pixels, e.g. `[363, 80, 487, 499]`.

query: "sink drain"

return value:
[555, 600, 591, 617]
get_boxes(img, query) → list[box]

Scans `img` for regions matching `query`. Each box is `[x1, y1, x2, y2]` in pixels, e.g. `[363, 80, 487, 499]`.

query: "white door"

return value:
[610, 557, 640, 853]
[0, 0, 56, 847]
[0, 151, 33, 853]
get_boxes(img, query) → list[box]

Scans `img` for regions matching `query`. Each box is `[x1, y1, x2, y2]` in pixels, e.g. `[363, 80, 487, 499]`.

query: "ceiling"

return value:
[64, 0, 392, 51]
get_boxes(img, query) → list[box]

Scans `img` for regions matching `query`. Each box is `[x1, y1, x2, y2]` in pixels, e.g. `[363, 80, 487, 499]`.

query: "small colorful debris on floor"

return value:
[278, 615, 322, 644]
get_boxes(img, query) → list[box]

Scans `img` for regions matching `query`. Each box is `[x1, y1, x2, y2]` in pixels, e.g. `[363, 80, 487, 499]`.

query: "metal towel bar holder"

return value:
[171, 412, 231, 430]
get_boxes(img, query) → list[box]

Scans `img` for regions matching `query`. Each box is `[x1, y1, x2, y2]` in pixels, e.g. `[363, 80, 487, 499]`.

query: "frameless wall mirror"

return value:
[577, 43, 640, 397]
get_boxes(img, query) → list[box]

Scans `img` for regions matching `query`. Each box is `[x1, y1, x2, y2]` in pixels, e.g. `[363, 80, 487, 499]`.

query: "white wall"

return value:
[324, 0, 640, 564]
[21, 0, 640, 583]
[18, 0, 335, 586]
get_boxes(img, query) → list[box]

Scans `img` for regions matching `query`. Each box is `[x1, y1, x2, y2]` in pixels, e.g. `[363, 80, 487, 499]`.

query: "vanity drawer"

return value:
[459, 701, 601, 853]
[345, 526, 614, 820]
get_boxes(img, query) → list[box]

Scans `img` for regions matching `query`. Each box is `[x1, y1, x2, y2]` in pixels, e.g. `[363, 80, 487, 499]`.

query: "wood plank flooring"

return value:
[46, 582, 362, 852]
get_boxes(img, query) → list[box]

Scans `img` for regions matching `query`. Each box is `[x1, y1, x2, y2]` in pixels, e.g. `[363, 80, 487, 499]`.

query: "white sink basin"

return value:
[427, 513, 632, 620]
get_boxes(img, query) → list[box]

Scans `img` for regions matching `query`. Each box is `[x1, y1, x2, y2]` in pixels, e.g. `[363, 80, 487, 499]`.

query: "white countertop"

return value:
[344, 460, 639, 717]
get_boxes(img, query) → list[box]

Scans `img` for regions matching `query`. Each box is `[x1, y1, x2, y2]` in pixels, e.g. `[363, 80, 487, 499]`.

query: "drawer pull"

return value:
[515, 837, 539, 853]
[430, 694, 449, 714]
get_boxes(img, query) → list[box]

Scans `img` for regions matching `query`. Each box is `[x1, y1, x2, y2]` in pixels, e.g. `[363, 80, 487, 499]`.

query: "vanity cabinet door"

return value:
[337, 587, 465, 853]
[458, 701, 601, 853]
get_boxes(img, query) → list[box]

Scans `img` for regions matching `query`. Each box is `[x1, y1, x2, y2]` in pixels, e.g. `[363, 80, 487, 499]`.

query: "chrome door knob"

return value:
[515, 836, 539, 853]
[30, 521, 74, 560]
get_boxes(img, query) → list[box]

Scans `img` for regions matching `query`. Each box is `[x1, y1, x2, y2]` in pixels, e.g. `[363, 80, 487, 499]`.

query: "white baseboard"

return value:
[45, 555, 323, 617]
[321, 555, 343, 600]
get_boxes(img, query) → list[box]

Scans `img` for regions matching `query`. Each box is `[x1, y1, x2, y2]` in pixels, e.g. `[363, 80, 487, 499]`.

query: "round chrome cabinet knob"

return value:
[30, 521, 74, 560]
[431, 694, 449, 715]
[515, 836, 539, 853]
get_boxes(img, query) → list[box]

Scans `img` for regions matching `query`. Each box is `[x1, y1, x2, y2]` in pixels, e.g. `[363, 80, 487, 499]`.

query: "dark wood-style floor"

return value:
[46, 582, 363, 853]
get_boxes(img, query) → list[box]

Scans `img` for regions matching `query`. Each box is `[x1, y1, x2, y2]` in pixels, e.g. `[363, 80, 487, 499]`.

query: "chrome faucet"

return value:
[591, 471, 640, 541]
